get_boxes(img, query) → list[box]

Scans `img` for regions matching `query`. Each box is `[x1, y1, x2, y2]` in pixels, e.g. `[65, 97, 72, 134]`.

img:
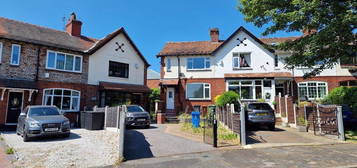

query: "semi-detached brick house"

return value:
[157, 27, 357, 116]
[0, 13, 150, 127]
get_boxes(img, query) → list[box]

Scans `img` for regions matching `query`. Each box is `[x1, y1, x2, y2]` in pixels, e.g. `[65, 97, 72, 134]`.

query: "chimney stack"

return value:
[66, 12, 82, 37]
[210, 28, 219, 42]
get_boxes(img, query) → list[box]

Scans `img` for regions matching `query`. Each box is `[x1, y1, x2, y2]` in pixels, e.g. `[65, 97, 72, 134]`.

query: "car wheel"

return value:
[23, 132, 30, 142]
[144, 124, 150, 129]
[268, 124, 275, 131]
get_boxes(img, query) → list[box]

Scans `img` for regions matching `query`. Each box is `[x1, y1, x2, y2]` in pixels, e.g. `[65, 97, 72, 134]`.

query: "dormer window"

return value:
[233, 53, 251, 69]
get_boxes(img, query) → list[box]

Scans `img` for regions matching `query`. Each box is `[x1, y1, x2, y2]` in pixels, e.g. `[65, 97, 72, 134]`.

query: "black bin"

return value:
[80, 111, 86, 128]
[85, 112, 105, 130]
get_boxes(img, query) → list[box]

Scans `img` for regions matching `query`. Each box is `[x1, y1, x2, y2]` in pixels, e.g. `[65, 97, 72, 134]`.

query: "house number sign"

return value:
[115, 42, 125, 53]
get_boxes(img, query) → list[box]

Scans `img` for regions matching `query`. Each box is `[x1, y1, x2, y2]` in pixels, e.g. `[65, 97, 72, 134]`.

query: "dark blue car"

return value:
[342, 104, 357, 129]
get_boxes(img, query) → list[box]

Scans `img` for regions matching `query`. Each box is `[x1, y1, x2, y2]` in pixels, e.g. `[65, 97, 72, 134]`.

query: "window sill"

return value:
[108, 75, 129, 79]
[186, 69, 212, 72]
[233, 67, 253, 70]
[45, 68, 82, 74]
[186, 98, 211, 101]
[10, 64, 20, 67]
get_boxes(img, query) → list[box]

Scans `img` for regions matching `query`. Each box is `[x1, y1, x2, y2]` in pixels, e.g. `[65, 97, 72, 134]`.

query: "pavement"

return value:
[120, 143, 357, 168]
[124, 124, 214, 160]
[0, 138, 13, 168]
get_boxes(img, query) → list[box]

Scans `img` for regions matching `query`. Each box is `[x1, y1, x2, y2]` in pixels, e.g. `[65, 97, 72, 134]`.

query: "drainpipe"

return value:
[177, 56, 182, 112]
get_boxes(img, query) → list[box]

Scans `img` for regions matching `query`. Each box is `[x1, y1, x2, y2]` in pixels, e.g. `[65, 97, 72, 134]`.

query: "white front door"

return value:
[166, 88, 175, 109]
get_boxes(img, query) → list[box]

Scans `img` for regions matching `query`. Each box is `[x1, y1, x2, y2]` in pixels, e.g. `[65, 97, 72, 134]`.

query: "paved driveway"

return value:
[124, 124, 213, 160]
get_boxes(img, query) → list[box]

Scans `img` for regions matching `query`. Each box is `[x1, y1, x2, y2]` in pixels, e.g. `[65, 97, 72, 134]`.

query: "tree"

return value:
[238, 0, 356, 77]
[149, 88, 160, 112]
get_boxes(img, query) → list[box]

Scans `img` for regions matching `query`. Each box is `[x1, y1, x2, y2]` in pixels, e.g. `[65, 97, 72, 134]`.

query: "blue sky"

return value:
[0, 0, 300, 72]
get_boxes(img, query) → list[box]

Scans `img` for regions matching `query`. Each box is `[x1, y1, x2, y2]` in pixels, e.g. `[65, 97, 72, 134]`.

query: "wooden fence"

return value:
[216, 104, 241, 134]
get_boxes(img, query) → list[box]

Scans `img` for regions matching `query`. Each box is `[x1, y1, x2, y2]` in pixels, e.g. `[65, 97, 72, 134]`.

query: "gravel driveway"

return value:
[1, 129, 121, 168]
[124, 124, 213, 160]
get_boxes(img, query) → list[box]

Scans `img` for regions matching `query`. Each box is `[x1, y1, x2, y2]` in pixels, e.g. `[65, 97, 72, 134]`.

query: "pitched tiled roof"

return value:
[157, 26, 299, 57]
[157, 41, 223, 57]
[0, 17, 97, 52]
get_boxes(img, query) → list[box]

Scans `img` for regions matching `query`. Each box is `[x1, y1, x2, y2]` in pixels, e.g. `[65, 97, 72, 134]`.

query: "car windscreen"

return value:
[248, 103, 272, 110]
[127, 106, 144, 112]
[29, 107, 60, 116]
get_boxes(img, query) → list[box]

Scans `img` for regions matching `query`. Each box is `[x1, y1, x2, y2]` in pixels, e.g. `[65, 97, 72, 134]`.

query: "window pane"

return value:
[109, 61, 129, 78]
[56, 53, 65, 70]
[240, 53, 251, 67]
[318, 86, 327, 98]
[299, 87, 307, 99]
[44, 90, 53, 96]
[308, 87, 317, 98]
[187, 84, 204, 98]
[205, 87, 210, 98]
[75, 57, 81, 71]
[63, 90, 71, 96]
[233, 57, 239, 68]
[264, 80, 272, 87]
[255, 81, 262, 85]
[205, 58, 210, 68]
[72, 91, 79, 96]
[65, 55, 74, 71]
[47, 52, 56, 68]
[228, 86, 240, 95]
[308, 82, 316, 86]
[187, 58, 193, 69]
[167, 58, 171, 71]
[45, 96, 52, 105]
[229, 81, 240, 85]
[255, 86, 262, 99]
[53, 96, 62, 109]
[11, 45, 20, 65]
[54, 89, 62, 95]
[72, 97, 79, 111]
[62, 97, 71, 110]
[241, 86, 253, 99]
[241, 81, 252, 85]
[192, 58, 205, 69]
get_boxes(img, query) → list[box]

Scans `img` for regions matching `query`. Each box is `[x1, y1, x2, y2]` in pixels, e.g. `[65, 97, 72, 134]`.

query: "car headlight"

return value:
[29, 121, 40, 128]
[63, 120, 70, 125]
[126, 113, 133, 117]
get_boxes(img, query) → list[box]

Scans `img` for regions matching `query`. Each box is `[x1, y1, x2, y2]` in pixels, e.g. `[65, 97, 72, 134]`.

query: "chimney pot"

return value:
[66, 12, 82, 37]
[210, 28, 219, 42]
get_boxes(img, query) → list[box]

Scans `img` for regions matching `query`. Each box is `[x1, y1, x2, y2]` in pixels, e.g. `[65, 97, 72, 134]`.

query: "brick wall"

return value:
[147, 79, 160, 89]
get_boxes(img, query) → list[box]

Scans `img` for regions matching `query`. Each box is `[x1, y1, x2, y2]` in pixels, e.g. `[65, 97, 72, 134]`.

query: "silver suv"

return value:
[246, 103, 276, 130]
[16, 105, 71, 142]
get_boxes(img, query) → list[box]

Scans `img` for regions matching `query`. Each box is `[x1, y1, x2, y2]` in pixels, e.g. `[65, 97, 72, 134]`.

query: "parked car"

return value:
[125, 105, 150, 128]
[246, 102, 276, 131]
[342, 104, 357, 129]
[16, 105, 71, 142]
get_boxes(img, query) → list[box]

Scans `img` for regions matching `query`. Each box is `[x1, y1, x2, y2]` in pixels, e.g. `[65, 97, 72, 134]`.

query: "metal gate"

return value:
[203, 109, 217, 147]
[312, 105, 339, 136]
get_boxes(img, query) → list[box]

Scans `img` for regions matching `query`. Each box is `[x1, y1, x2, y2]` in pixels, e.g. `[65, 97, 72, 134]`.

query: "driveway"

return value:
[124, 124, 213, 160]
[1, 129, 121, 168]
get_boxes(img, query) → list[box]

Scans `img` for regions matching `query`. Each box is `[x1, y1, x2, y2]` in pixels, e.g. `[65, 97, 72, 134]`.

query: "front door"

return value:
[166, 88, 175, 109]
[6, 92, 23, 124]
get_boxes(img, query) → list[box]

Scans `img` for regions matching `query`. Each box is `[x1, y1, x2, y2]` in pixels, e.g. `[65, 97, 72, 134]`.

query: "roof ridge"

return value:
[259, 36, 300, 39]
[166, 40, 216, 44]
[0, 16, 96, 41]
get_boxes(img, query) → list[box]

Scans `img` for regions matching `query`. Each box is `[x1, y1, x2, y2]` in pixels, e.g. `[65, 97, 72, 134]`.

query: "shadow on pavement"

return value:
[1, 131, 81, 142]
[124, 129, 154, 160]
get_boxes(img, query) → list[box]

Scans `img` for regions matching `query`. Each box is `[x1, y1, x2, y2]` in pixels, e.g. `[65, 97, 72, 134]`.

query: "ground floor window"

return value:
[103, 91, 141, 107]
[298, 81, 327, 100]
[186, 83, 210, 100]
[340, 80, 357, 87]
[43, 88, 80, 112]
[227, 80, 266, 100]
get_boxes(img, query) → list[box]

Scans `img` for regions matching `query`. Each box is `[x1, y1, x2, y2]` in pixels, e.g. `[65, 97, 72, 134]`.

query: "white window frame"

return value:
[226, 80, 266, 100]
[298, 81, 328, 100]
[186, 83, 211, 100]
[0, 42, 3, 63]
[187, 57, 211, 70]
[232, 52, 252, 69]
[42, 88, 81, 112]
[46, 50, 82, 73]
[10, 44, 21, 66]
[166, 57, 171, 72]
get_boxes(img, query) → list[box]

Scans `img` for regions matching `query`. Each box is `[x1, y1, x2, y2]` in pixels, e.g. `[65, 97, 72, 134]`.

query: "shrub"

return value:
[149, 88, 160, 113]
[322, 87, 357, 115]
[215, 91, 240, 107]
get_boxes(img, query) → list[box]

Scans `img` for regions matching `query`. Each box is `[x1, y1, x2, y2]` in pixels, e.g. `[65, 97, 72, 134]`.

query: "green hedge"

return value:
[215, 91, 240, 107]
[322, 87, 357, 113]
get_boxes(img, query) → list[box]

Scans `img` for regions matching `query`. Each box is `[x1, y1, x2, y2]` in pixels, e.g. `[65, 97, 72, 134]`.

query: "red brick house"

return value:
[0, 13, 150, 127]
[157, 27, 357, 116]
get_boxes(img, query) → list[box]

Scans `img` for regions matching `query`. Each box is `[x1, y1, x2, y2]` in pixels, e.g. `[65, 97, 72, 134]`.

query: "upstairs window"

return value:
[166, 57, 171, 72]
[109, 61, 129, 78]
[10, 44, 21, 65]
[232, 53, 251, 69]
[0, 42, 2, 63]
[274, 55, 279, 67]
[186, 83, 210, 100]
[187, 57, 210, 70]
[46, 50, 82, 72]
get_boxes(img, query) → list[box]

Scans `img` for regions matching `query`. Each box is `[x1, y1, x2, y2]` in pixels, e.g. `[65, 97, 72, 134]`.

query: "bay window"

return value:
[228, 80, 266, 100]
[46, 50, 82, 72]
[187, 57, 210, 70]
[43, 88, 80, 112]
[186, 83, 210, 100]
[298, 81, 327, 99]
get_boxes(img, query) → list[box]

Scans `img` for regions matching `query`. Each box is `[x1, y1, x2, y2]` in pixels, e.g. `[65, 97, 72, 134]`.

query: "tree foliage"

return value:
[215, 91, 240, 107]
[149, 88, 160, 112]
[238, 0, 357, 77]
